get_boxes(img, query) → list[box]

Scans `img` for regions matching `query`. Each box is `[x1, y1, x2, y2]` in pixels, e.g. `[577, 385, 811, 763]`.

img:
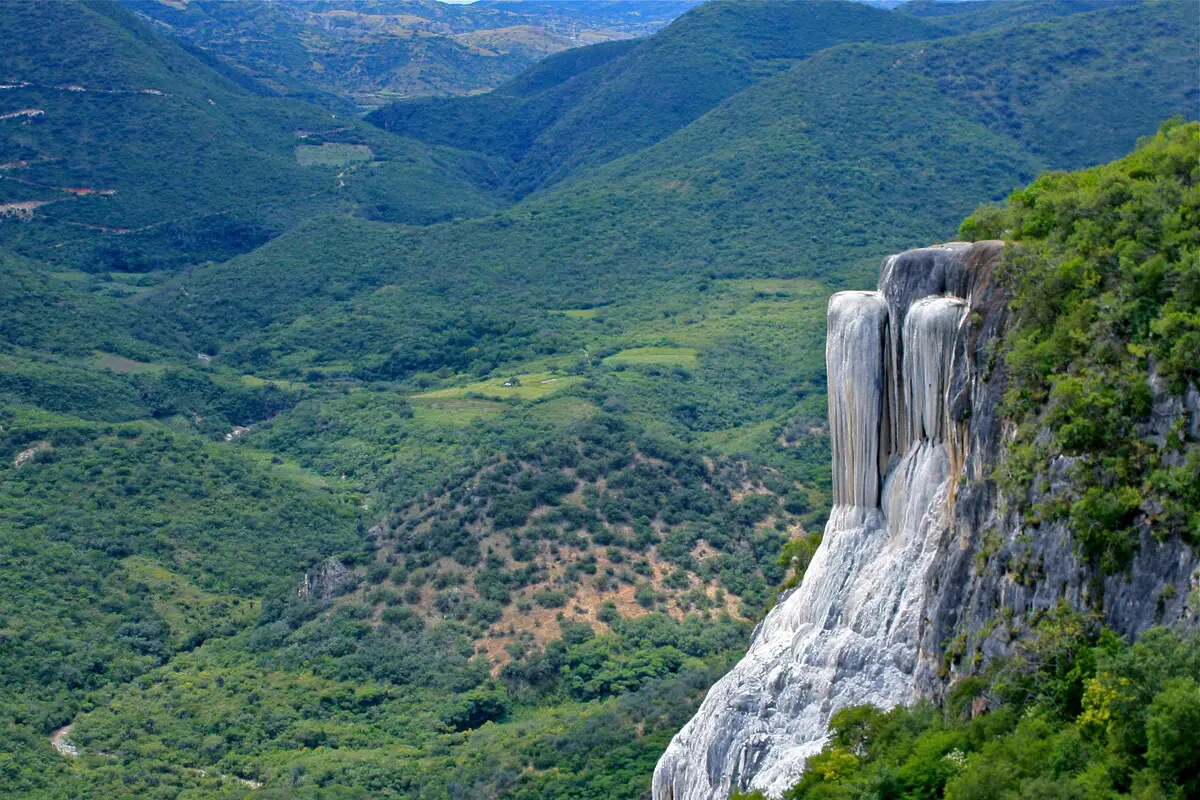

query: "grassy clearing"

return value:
[548, 308, 601, 319]
[239, 373, 306, 391]
[235, 446, 330, 489]
[409, 397, 507, 425]
[414, 373, 580, 402]
[603, 346, 698, 367]
[578, 277, 830, 356]
[529, 396, 599, 426]
[700, 419, 778, 455]
[295, 143, 374, 167]
[96, 352, 164, 374]
[122, 556, 259, 646]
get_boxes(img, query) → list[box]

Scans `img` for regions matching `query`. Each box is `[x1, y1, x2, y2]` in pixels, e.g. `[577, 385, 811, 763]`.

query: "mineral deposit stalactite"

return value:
[902, 297, 966, 445]
[652, 245, 978, 800]
[826, 291, 887, 521]
[653, 239, 1198, 800]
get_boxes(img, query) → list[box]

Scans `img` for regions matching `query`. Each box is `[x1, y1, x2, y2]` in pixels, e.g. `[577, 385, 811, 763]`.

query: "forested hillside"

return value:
[0, 0, 501, 270]
[368, 0, 946, 194]
[165, 0, 1198, 368]
[897, 0, 1132, 32]
[0, 1, 1196, 798]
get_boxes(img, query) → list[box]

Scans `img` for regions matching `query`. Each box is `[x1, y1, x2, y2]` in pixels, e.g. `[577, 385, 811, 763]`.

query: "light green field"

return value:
[96, 352, 164, 374]
[240, 373, 306, 390]
[235, 446, 330, 489]
[530, 396, 599, 425]
[410, 397, 507, 425]
[295, 143, 374, 167]
[414, 373, 580, 402]
[297, 362, 355, 375]
[700, 419, 778, 455]
[122, 556, 259, 646]
[548, 308, 601, 319]
[603, 346, 698, 367]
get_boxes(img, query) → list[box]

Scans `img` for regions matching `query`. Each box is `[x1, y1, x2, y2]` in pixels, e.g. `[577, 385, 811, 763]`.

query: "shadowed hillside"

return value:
[0, 0, 502, 271]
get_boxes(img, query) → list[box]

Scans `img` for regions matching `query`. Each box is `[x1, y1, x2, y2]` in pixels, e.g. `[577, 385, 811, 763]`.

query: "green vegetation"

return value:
[739, 114, 1200, 800]
[605, 347, 699, 367]
[415, 372, 581, 401]
[96, 352, 164, 374]
[963, 118, 1199, 570]
[172, 0, 1195, 382]
[294, 143, 373, 167]
[549, 308, 602, 319]
[0, 406, 361, 797]
[409, 397, 508, 425]
[370, 0, 944, 195]
[0, 0, 501, 270]
[1, 1, 1196, 797]
[0, 208, 834, 799]
[738, 618, 1199, 800]
[46, 612, 746, 799]
[899, 0, 1121, 33]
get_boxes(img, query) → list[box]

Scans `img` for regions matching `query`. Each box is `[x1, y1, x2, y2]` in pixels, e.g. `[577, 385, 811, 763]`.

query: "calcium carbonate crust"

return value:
[652, 240, 1199, 800]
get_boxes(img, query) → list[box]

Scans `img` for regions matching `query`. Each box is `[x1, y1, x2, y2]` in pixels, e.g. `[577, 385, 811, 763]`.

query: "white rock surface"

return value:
[653, 246, 971, 800]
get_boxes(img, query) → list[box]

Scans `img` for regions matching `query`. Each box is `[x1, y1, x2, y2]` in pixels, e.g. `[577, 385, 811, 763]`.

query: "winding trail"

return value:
[49, 724, 78, 757]
[49, 720, 261, 788]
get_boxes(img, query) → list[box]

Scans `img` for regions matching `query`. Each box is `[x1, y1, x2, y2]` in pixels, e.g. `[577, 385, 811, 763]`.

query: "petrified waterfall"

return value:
[652, 245, 972, 800]
[825, 291, 887, 527]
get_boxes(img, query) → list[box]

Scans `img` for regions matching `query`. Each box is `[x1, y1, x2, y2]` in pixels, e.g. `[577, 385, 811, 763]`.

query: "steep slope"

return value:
[564, 0, 1199, 271]
[653, 118, 1199, 800]
[121, 0, 698, 108]
[368, 0, 947, 195]
[0, 0, 501, 271]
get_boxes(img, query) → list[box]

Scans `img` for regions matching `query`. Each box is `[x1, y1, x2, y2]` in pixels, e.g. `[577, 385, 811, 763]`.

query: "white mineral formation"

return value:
[653, 245, 971, 800]
[825, 291, 887, 524]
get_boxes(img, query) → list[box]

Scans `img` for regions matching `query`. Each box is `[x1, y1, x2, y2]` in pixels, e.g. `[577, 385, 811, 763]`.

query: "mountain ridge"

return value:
[119, 0, 700, 108]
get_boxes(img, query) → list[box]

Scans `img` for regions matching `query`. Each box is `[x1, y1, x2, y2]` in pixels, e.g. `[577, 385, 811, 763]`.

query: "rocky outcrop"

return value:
[652, 241, 1199, 799]
[913, 260, 1200, 698]
[298, 557, 354, 601]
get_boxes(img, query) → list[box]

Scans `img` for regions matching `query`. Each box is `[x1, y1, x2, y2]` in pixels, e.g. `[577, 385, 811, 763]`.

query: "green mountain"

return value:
[365, 0, 1152, 197]
[0, 0, 501, 271]
[896, 0, 1134, 32]
[166, 0, 1198, 368]
[369, 0, 948, 195]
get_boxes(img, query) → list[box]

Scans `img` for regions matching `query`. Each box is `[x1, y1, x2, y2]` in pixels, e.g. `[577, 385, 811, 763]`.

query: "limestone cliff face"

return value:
[913, 246, 1200, 698]
[652, 241, 1199, 800]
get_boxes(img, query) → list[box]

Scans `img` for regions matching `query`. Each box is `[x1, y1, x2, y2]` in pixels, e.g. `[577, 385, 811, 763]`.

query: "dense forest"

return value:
[0, 1, 1197, 798]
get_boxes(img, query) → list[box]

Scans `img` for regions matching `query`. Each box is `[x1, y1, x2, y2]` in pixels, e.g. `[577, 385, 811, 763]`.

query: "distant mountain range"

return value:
[118, 0, 700, 109]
